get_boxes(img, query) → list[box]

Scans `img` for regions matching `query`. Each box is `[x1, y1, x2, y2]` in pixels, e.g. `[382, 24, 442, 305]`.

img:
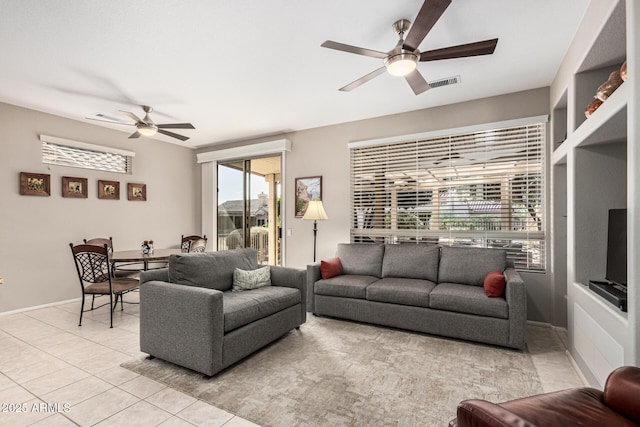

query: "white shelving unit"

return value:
[550, 0, 638, 387]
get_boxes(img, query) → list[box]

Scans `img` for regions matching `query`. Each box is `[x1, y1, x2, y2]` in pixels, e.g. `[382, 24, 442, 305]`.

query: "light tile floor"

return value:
[0, 292, 585, 426]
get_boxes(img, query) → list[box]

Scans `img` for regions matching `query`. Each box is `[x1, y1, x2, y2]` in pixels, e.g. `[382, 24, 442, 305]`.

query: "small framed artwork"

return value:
[62, 176, 88, 198]
[295, 176, 322, 218]
[98, 180, 120, 200]
[20, 172, 50, 196]
[127, 183, 147, 201]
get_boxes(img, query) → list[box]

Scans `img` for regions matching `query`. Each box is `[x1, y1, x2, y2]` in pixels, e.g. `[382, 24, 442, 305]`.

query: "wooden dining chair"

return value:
[70, 243, 139, 328]
[181, 235, 208, 253]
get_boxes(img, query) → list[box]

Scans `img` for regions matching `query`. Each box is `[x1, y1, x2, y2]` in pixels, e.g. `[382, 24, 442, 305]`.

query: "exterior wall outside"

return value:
[0, 102, 199, 313]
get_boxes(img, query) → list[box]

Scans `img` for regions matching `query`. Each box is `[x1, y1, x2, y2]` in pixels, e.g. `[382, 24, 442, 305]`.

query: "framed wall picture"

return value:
[62, 176, 88, 198]
[127, 183, 147, 201]
[98, 180, 120, 200]
[295, 176, 322, 218]
[20, 172, 50, 196]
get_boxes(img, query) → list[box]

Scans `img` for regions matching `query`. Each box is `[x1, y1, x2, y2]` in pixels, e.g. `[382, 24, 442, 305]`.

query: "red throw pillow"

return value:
[484, 270, 506, 297]
[321, 258, 343, 279]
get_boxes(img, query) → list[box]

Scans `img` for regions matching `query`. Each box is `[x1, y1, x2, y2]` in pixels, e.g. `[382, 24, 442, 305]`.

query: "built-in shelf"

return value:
[552, 82, 627, 166]
[551, 0, 637, 386]
[572, 281, 628, 323]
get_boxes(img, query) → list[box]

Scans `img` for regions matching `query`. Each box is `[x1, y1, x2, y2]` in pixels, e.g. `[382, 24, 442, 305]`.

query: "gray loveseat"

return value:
[140, 248, 306, 376]
[307, 244, 526, 349]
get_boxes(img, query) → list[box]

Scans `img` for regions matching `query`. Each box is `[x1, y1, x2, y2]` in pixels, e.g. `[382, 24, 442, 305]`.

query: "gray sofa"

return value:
[307, 244, 526, 349]
[140, 248, 306, 376]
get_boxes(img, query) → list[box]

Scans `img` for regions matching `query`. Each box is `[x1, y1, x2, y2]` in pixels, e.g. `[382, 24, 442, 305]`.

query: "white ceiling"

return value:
[0, 0, 590, 149]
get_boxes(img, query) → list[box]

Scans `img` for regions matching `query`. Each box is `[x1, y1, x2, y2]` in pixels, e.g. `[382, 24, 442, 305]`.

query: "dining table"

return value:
[110, 248, 183, 271]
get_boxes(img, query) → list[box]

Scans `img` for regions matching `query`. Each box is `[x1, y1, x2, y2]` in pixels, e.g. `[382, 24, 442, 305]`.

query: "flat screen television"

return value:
[606, 209, 627, 287]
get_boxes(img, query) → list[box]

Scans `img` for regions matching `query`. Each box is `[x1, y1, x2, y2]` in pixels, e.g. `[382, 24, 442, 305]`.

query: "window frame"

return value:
[349, 117, 547, 272]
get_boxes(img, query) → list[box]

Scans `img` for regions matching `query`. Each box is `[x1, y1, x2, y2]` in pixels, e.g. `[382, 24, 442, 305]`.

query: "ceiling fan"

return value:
[321, 0, 498, 95]
[88, 105, 195, 141]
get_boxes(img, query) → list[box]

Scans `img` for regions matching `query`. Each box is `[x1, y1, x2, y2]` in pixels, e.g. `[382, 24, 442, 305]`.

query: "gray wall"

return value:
[201, 87, 554, 324]
[0, 102, 199, 313]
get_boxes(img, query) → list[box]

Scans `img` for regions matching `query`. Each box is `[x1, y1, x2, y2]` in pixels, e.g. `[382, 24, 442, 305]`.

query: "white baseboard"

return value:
[565, 349, 590, 386]
[526, 320, 551, 328]
[0, 297, 80, 317]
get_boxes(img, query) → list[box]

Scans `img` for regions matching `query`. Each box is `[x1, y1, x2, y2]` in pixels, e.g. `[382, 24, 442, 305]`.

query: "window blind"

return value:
[350, 122, 546, 271]
[42, 141, 132, 174]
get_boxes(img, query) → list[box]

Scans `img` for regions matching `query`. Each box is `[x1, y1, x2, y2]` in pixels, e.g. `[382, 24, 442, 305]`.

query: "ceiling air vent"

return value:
[427, 75, 461, 88]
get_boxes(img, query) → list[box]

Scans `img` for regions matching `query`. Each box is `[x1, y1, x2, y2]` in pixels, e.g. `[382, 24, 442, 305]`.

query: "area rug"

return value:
[121, 316, 542, 427]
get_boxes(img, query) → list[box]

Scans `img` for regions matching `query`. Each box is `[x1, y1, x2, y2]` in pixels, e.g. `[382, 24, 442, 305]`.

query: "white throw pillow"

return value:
[232, 266, 271, 292]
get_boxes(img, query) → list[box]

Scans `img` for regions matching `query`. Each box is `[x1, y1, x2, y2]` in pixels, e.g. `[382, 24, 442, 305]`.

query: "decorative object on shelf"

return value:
[19, 172, 50, 196]
[98, 180, 120, 200]
[302, 200, 328, 262]
[62, 176, 87, 198]
[295, 176, 322, 218]
[127, 183, 147, 201]
[620, 61, 627, 81]
[585, 97, 603, 118]
[596, 70, 624, 101]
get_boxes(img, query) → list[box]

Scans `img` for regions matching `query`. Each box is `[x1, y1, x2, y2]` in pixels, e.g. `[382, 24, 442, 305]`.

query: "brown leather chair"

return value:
[449, 366, 640, 427]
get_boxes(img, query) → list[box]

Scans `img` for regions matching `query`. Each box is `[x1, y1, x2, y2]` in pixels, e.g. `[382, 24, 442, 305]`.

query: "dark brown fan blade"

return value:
[128, 131, 141, 139]
[403, 0, 452, 51]
[158, 129, 190, 141]
[157, 123, 195, 129]
[339, 67, 387, 92]
[420, 38, 498, 62]
[404, 70, 430, 95]
[322, 40, 387, 59]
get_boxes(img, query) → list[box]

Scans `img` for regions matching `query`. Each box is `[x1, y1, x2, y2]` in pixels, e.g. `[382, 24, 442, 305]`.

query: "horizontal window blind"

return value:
[42, 141, 132, 174]
[350, 122, 546, 271]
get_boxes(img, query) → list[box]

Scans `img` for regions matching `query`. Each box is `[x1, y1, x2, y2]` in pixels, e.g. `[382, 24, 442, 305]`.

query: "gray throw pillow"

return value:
[232, 266, 271, 292]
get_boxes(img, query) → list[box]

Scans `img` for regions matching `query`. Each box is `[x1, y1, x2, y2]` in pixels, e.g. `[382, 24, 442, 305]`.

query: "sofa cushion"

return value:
[168, 248, 259, 291]
[429, 283, 508, 319]
[232, 266, 271, 292]
[336, 243, 384, 277]
[223, 286, 301, 332]
[438, 247, 507, 286]
[321, 258, 343, 279]
[484, 270, 506, 297]
[382, 244, 440, 282]
[366, 278, 436, 308]
[314, 275, 378, 299]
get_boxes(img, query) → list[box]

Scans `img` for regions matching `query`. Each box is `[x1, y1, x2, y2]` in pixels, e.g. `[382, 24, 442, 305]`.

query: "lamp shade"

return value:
[302, 200, 328, 221]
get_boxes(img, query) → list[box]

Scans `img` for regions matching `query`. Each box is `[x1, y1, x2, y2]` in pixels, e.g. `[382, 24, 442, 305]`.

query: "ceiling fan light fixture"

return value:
[137, 124, 158, 137]
[384, 52, 419, 77]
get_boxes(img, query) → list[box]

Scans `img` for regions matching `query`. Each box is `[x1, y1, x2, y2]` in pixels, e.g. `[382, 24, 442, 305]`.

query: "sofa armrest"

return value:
[140, 268, 168, 285]
[140, 281, 224, 376]
[306, 263, 321, 313]
[603, 366, 640, 423]
[268, 265, 307, 323]
[450, 399, 536, 427]
[504, 267, 526, 349]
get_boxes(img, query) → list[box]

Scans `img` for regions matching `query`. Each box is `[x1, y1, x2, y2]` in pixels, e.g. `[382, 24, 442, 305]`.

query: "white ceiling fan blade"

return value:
[86, 115, 134, 126]
[119, 110, 143, 123]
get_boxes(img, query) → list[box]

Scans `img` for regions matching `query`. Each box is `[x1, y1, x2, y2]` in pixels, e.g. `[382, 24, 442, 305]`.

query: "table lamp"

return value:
[302, 200, 328, 262]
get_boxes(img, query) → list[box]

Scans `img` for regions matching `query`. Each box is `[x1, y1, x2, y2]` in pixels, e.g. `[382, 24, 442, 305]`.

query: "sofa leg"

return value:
[295, 326, 300, 330]
[146, 355, 155, 360]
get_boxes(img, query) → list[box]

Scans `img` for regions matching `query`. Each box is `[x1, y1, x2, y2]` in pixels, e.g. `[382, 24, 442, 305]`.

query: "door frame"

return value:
[197, 139, 291, 264]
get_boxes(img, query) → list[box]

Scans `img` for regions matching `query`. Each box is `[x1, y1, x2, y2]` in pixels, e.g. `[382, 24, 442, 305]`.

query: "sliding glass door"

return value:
[217, 156, 281, 265]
